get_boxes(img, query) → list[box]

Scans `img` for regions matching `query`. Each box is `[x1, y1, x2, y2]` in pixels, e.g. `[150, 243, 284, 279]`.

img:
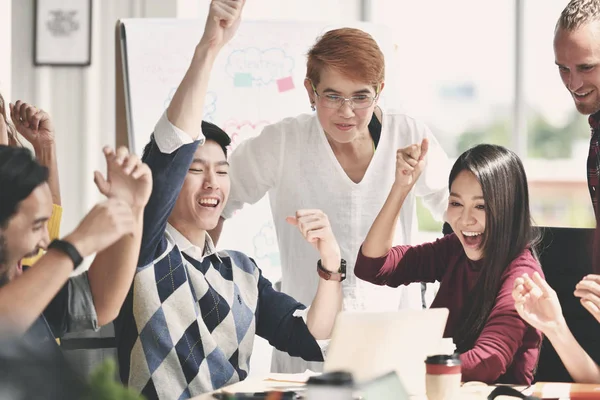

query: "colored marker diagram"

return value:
[226, 47, 295, 90]
[223, 119, 271, 152]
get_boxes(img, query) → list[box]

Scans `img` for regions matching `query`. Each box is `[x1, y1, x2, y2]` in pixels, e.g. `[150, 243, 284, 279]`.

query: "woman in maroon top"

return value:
[354, 142, 543, 384]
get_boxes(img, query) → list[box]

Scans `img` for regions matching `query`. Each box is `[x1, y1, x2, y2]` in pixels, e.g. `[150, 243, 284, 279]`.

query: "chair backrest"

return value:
[60, 323, 118, 379]
[533, 226, 600, 382]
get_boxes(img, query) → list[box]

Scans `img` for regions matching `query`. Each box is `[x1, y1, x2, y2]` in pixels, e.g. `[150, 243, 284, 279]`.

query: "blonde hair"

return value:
[0, 93, 20, 147]
[557, 0, 600, 31]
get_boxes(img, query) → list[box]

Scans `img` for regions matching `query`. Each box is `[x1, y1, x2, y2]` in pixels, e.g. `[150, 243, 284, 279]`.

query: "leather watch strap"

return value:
[317, 259, 346, 282]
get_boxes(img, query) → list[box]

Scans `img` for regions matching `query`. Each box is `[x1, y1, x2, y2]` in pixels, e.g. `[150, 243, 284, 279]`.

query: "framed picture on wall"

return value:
[34, 0, 92, 66]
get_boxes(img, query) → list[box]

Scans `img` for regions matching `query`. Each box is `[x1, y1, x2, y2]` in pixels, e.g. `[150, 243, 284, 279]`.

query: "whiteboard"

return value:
[118, 17, 401, 282]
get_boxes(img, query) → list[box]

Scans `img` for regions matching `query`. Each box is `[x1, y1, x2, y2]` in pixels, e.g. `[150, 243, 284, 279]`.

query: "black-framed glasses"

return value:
[311, 82, 379, 110]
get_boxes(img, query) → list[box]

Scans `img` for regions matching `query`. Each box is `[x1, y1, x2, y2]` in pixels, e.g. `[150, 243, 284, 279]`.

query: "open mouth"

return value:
[16, 259, 23, 276]
[197, 197, 220, 209]
[335, 123, 354, 131]
[462, 231, 483, 249]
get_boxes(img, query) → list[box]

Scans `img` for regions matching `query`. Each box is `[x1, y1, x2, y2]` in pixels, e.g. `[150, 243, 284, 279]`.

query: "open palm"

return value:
[94, 147, 152, 209]
[513, 272, 565, 334]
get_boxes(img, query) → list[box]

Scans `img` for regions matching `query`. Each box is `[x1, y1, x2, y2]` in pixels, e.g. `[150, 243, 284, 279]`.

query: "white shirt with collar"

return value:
[165, 223, 220, 263]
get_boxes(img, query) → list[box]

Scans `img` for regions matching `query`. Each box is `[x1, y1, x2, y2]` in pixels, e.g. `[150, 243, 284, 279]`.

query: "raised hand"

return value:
[200, 0, 245, 50]
[512, 271, 566, 334]
[10, 101, 55, 149]
[64, 198, 135, 258]
[286, 209, 341, 264]
[94, 146, 153, 210]
[575, 274, 600, 324]
[395, 138, 429, 188]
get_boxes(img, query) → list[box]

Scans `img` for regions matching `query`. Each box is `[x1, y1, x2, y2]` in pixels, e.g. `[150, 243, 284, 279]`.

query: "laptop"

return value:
[359, 371, 411, 400]
[323, 308, 449, 397]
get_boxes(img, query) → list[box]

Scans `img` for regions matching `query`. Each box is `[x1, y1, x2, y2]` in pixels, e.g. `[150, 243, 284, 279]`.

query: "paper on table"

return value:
[218, 373, 315, 395]
[265, 370, 321, 383]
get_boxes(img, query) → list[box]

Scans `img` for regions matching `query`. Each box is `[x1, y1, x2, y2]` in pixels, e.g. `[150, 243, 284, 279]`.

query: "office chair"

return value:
[533, 226, 600, 382]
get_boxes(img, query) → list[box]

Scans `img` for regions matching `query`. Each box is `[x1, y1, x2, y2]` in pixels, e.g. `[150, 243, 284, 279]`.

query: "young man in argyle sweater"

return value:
[114, 1, 344, 399]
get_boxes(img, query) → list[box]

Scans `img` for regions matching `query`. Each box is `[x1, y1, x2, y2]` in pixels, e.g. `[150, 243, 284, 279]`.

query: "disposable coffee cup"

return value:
[425, 354, 461, 400]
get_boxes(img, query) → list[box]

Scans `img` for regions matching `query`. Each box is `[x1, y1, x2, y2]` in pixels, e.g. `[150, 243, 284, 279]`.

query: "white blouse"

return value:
[223, 110, 450, 372]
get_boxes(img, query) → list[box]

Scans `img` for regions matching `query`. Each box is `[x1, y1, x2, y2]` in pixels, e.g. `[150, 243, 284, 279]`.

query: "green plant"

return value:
[84, 359, 145, 400]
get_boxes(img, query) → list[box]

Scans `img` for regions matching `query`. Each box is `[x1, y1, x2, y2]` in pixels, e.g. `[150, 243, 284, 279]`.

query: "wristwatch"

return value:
[317, 259, 346, 282]
[48, 239, 83, 269]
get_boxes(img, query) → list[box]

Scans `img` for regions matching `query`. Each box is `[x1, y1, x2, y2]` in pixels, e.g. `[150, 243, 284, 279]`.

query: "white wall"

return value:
[10, 0, 192, 236]
[0, 0, 11, 100]
[13, 0, 129, 233]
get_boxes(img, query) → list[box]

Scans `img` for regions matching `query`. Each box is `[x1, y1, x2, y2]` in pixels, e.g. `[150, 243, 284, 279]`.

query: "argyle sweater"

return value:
[114, 127, 323, 400]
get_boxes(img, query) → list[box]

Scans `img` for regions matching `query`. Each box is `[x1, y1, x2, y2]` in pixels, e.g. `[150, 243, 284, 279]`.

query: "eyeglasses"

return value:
[311, 82, 379, 110]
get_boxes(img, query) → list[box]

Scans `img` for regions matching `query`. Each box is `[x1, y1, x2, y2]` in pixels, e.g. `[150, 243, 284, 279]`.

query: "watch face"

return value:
[339, 259, 347, 275]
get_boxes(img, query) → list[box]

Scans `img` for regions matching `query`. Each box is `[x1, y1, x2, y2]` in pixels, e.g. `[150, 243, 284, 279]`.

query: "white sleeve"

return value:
[413, 122, 450, 222]
[292, 307, 330, 356]
[153, 111, 205, 154]
[222, 124, 284, 219]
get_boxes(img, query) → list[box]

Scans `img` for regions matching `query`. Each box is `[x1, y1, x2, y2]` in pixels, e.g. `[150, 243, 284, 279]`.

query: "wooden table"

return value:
[193, 378, 600, 399]
[193, 378, 502, 399]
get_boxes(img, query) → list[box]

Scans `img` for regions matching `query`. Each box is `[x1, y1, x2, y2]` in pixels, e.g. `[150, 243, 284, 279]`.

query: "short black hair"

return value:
[0, 145, 49, 228]
[202, 120, 231, 157]
[142, 120, 231, 161]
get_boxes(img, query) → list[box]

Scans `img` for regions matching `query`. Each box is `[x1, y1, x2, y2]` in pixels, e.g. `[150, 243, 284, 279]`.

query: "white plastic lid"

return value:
[441, 338, 456, 354]
[430, 338, 456, 356]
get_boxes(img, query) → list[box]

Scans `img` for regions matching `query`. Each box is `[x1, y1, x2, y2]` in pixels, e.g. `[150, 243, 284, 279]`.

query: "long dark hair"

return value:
[450, 144, 539, 353]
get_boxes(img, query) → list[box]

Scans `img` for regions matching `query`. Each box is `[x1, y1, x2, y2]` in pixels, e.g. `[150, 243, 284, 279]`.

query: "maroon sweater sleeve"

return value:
[459, 253, 544, 384]
[354, 234, 462, 287]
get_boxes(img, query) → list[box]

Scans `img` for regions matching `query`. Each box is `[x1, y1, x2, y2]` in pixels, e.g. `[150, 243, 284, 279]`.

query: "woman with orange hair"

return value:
[214, 28, 451, 374]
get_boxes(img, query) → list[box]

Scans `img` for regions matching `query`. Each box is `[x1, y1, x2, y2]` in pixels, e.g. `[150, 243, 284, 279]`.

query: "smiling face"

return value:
[554, 22, 600, 115]
[0, 183, 52, 283]
[168, 140, 230, 237]
[447, 170, 486, 261]
[304, 68, 382, 144]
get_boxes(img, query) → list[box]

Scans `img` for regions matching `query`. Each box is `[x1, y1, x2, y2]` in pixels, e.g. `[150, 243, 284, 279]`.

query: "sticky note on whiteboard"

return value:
[234, 73, 253, 87]
[276, 76, 294, 92]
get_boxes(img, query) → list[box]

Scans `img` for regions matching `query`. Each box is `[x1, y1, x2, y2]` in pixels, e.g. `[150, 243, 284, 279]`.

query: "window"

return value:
[374, 1, 594, 230]
[372, 1, 515, 233]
